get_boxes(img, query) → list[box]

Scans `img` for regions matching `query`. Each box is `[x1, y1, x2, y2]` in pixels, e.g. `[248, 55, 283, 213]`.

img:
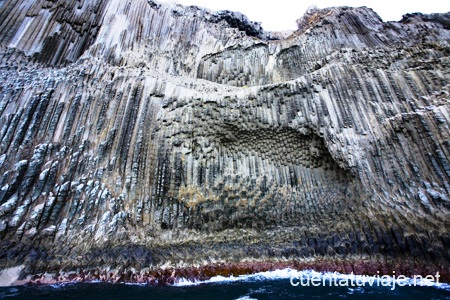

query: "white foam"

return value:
[235, 296, 258, 300]
[347, 287, 365, 294]
[173, 268, 450, 291]
[124, 282, 146, 286]
[174, 268, 310, 286]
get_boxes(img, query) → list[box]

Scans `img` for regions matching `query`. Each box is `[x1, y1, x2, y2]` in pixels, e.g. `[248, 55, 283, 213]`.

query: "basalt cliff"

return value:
[0, 0, 449, 285]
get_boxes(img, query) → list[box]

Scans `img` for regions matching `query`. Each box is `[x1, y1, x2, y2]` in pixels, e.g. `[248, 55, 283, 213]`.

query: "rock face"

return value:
[0, 0, 449, 282]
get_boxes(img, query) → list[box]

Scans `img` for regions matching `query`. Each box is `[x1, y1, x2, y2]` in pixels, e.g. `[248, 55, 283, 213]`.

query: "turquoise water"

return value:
[1, 270, 449, 299]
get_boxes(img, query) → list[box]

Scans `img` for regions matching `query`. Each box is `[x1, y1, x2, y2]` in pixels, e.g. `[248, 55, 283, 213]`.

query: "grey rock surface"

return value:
[0, 0, 449, 279]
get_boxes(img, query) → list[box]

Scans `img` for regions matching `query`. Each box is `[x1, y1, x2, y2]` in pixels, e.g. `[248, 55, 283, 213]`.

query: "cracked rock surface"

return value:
[0, 0, 449, 282]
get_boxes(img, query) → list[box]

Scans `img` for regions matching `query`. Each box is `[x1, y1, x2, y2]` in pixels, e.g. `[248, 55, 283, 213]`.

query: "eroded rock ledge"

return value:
[0, 0, 449, 285]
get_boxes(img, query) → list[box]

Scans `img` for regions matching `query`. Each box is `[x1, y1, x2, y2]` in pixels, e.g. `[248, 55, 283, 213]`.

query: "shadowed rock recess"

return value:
[0, 0, 449, 284]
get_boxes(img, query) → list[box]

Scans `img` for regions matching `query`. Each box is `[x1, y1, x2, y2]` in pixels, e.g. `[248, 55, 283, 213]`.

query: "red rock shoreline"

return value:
[19, 260, 450, 286]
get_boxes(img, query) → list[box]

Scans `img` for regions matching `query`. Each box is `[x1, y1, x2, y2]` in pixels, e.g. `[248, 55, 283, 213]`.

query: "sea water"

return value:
[0, 269, 449, 299]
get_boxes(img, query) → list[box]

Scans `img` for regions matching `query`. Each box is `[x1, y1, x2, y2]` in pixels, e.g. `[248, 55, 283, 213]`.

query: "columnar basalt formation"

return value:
[0, 0, 449, 284]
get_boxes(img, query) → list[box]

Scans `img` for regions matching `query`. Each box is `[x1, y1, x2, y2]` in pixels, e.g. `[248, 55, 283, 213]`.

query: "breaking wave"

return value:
[173, 268, 450, 291]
